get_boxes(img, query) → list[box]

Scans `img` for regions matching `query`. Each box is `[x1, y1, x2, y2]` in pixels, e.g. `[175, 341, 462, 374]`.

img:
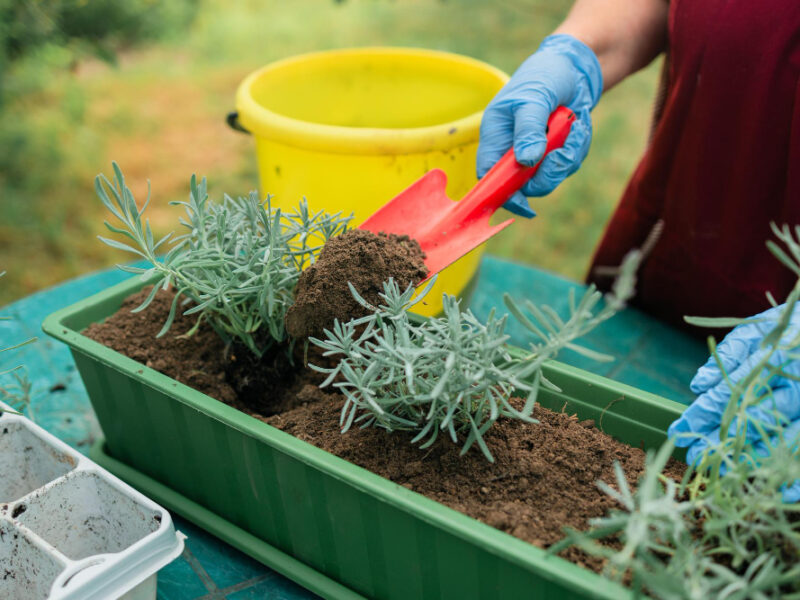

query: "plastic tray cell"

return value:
[0, 421, 76, 503]
[0, 520, 66, 600]
[14, 470, 162, 561]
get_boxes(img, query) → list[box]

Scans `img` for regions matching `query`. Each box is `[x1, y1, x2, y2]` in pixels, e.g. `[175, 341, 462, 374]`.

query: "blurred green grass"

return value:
[0, 0, 660, 305]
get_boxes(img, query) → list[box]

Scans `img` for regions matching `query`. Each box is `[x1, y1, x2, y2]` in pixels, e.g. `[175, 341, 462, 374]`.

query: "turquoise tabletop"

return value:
[0, 256, 707, 599]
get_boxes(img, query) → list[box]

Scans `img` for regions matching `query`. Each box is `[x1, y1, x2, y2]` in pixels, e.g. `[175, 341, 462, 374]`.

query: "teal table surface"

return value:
[0, 256, 707, 600]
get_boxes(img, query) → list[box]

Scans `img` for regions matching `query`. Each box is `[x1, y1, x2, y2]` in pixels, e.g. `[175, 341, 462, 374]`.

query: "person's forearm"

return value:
[554, 0, 668, 90]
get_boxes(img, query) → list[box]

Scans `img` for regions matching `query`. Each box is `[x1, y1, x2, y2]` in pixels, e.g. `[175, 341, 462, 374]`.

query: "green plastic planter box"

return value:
[43, 275, 687, 600]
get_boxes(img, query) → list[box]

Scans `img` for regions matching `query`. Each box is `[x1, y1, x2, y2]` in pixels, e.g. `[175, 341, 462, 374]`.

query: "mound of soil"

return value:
[285, 229, 428, 339]
[85, 288, 685, 575]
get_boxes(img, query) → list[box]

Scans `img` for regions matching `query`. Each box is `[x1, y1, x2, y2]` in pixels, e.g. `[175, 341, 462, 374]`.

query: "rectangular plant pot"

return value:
[0, 400, 184, 600]
[43, 275, 687, 600]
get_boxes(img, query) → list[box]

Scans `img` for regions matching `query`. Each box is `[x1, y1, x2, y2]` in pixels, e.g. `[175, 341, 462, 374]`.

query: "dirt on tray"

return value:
[285, 229, 428, 339]
[265, 392, 685, 572]
[83, 287, 325, 416]
[85, 287, 685, 575]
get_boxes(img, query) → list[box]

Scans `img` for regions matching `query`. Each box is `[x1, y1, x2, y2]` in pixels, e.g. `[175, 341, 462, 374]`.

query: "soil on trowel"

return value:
[85, 287, 685, 575]
[285, 229, 428, 339]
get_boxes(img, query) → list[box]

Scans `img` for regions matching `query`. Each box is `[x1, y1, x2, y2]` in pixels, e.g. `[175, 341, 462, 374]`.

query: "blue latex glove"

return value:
[476, 34, 603, 218]
[668, 303, 800, 502]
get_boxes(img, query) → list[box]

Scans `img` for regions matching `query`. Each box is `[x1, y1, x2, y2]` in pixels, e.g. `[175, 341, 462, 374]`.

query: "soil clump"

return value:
[285, 229, 428, 339]
[85, 288, 685, 575]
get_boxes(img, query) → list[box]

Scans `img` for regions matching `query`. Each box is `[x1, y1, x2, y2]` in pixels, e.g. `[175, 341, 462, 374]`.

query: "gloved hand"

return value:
[476, 34, 603, 218]
[668, 302, 800, 502]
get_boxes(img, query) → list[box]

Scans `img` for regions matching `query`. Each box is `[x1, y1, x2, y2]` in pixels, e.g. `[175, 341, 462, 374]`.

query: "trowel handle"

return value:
[459, 106, 576, 219]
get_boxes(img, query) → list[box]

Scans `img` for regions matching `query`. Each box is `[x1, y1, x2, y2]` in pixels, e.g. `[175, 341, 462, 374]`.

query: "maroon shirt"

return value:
[587, 0, 800, 332]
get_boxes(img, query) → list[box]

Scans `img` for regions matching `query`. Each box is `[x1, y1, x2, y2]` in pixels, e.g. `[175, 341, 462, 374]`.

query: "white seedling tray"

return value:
[0, 401, 184, 600]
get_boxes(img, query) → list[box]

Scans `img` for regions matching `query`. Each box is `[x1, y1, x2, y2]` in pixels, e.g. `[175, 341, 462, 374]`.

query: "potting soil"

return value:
[284, 229, 428, 339]
[84, 288, 322, 416]
[85, 286, 685, 575]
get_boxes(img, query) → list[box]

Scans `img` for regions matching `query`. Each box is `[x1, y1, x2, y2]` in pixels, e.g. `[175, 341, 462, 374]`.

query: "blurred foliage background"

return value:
[0, 0, 660, 306]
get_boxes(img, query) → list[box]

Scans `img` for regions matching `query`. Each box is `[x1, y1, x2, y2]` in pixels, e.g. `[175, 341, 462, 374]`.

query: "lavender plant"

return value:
[309, 250, 641, 461]
[554, 224, 800, 599]
[96, 163, 351, 357]
[0, 272, 35, 418]
[0, 370, 33, 418]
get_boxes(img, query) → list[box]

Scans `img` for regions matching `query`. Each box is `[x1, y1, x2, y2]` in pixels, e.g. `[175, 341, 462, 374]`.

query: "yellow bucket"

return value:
[234, 47, 509, 316]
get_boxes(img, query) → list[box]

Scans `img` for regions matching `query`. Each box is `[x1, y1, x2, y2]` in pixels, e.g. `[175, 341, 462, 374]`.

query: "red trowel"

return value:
[360, 107, 576, 280]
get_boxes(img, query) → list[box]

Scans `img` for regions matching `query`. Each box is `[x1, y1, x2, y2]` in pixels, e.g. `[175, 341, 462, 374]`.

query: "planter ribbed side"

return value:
[43, 275, 686, 600]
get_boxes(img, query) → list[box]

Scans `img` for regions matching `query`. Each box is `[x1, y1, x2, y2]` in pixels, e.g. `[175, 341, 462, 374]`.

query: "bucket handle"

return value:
[226, 111, 250, 134]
